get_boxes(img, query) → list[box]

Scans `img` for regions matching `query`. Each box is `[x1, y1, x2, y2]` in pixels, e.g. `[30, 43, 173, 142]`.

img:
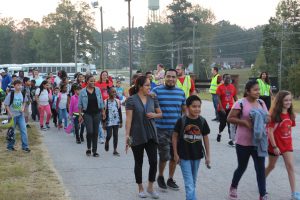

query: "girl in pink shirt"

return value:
[69, 84, 83, 144]
[227, 80, 269, 200]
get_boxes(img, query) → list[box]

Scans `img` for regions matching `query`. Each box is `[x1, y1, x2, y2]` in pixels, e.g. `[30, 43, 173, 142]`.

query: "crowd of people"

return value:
[0, 64, 299, 200]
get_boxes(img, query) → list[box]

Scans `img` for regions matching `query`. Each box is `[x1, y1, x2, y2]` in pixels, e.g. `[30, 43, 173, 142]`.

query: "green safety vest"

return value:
[257, 79, 271, 96]
[209, 74, 220, 94]
[177, 75, 192, 98]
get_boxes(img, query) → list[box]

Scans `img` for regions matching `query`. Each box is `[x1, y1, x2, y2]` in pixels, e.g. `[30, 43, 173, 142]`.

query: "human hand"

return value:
[273, 147, 281, 156]
[146, 112, 156, 119]
[174, 154, 180, 164]
[119, 123, 123, 128]
[205, 157, 211, 169]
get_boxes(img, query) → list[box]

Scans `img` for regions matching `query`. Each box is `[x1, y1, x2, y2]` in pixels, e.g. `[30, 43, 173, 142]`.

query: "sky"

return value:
[0, 0, 281, 30]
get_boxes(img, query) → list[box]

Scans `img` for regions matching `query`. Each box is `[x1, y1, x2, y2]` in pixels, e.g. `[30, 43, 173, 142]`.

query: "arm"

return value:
[182, 105, 187, 115]
[217, 94, 224, 112]
[203, 135, 210, 166]
[172, 132, 180, 163]
[69, 97, 73, 116]
[268, 126, 280, 155]
[227, 108, 251, 129]
[125, 110, 133, 153]
[189, 79, 197, 96]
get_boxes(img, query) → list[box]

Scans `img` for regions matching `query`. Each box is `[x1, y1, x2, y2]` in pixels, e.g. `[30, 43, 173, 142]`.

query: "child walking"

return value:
[30, 80, 39, 121]
[35, 80, 52, 130]
[23, 77, 32, 128]
[57, 84, 68, 129]
[103, 87, 122, 156]
[51, 87, 59, 127]
[69, 84, 84, 144]
[172, 95, 210, 200]
[265, 90, 300, 200]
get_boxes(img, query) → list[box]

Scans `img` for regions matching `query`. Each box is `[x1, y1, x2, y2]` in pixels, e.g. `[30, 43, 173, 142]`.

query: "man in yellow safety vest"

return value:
[175, 64, 196, 98]
[209, 67, 222, 121]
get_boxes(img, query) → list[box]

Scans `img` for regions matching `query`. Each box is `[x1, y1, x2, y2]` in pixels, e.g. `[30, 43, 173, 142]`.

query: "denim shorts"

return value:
[157, 129, 174, 162]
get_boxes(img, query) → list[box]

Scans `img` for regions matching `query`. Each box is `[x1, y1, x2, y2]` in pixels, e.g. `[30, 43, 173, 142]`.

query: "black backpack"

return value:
[6, 127, 15, 142]
[9, 90, 26, 106]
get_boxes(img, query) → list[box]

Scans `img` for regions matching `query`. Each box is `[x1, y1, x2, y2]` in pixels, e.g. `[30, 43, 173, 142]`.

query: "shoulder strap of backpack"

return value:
[238, 99, 244, 117]
[180, 115, 187, 137]
[257, 99, 264, 108]
[9, 91, 14, 106]
[115, 99, 121, 109]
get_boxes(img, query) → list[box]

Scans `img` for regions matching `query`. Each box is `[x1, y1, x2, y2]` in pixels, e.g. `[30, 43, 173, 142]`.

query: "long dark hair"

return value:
[259, 72, 270, 84]
[243, 80, 259, 97]
[100, 71, 109, 84]
[270, 90, 295, 123]
[129, 76, 148, 96]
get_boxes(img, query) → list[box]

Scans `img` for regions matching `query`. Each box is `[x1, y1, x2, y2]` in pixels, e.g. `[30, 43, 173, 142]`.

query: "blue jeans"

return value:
[59, 108, 68, 128]
[7, 114, 29, 150]
[98, 121, 104, 139]
[212, 94, 219, 119]
[180, 159, 200, 200]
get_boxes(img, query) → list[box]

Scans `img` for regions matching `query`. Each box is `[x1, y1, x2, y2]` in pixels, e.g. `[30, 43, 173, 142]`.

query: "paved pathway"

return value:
[41, 100, 300, 200]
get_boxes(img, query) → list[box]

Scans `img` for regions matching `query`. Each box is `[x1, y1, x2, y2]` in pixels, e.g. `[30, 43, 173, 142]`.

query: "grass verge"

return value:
[0, 124, 68, 200]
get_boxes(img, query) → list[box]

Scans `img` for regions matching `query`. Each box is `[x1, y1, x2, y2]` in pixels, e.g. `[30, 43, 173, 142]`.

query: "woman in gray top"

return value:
[126, 76, 162, 199]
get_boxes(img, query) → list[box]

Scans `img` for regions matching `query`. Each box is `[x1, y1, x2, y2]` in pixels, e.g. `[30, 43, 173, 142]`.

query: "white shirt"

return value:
[58, 93, 68, 109]
[35, 88, 49, 106]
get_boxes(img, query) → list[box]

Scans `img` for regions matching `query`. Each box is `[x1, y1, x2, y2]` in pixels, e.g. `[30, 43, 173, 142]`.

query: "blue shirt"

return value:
[152, 85, 186, 131]
[150, 81, 157, 90]
[2, 74, 12, 91]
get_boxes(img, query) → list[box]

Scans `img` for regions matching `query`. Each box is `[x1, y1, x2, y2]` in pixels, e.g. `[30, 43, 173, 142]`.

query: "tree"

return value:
[0, 18, 15, 64]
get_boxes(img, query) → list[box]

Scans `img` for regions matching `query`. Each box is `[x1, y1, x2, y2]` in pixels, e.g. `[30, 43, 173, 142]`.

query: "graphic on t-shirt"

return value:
[107, 101, 120, 126]
[183, 124, 202, 143]
[12, 98, 22, 111]
[279, 119, 292, 139]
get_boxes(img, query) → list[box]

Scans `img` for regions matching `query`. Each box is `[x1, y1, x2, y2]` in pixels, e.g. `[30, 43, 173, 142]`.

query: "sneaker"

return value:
[157, 176, 167, 190]
[100, 138, 105, 144]
[292, 192, 300, 200]
[86, 150, 91, 156]
[228, 186, 238, 200]
[113, 151, 120, 156]
[76, 140, 81, 144]
[259, 194, 269, 200]
[22, 148, 31, 153]
[46, 124, 50, 129]
[167, 178, 179, 191]
[105, 141, 109, 151]
[138, 191, 148, 198]
[26, 124, 31, 128]
[93, 152, 99, 157]
[217, 134, 221, 142]
[40, 126, 47, 131]
[6, 147, 17, 151]
[58, 124, 63, 129]
[228, 140, 235, 147]
[212, 118, 219, 122]
[147, 190, 159, 199]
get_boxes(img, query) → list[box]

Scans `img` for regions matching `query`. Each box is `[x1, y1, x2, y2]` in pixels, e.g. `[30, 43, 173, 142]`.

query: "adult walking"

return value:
[152, 69, 186, 191]
[257, 72, 273, 110]
[125, 76, 162, 199]
[31, 69, 44, 87]
[227, 80, 270, 200]
[216, 74, 238, 146]
[1, 69, 12, 92]
[209, 67, 222, 121]
[154, 64, 165, 85]
[78, 75, 105, 157]
[175, 64, 196, 98]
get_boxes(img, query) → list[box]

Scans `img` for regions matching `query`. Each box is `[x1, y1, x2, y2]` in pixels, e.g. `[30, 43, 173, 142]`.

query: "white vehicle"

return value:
[89, 64, 97, 75]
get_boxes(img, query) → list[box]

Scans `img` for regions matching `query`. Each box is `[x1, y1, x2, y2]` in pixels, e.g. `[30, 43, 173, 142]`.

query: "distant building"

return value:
[212, 57, 245, 69]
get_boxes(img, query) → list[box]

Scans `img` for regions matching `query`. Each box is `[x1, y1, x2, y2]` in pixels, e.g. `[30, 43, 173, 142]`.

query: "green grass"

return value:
[0, 124, 68, 200]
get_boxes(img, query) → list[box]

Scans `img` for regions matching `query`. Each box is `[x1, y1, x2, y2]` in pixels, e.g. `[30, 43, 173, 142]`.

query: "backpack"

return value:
[230, 99, 264, 141]
[0, 89, 5, 101]
[9, 90, 26, 106]
[6, 127, 15, 142]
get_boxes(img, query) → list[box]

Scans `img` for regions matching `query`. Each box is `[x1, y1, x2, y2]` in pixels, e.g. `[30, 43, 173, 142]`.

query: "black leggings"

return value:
[218, 110, 231, 139]
[259, 96, 271, 110]
[231, 144, 266, 197]
[83, 113, 101, 153]
[106, 125, 119, 150]
[131, 140, 158, 184]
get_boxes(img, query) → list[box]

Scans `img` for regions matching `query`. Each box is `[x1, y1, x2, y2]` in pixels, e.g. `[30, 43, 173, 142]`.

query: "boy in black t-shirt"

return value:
[172, 95, 210, 200]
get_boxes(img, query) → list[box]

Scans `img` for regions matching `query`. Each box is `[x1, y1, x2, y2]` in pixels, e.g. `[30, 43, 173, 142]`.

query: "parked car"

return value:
[116, 74, 125, 81]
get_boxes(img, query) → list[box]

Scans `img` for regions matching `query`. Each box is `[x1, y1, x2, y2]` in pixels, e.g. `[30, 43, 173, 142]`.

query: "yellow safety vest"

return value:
[152, 75, 159, 84]
[257, 79, 271, 96]
[209, 74, 220, 94]
[177, 75, 192, 98]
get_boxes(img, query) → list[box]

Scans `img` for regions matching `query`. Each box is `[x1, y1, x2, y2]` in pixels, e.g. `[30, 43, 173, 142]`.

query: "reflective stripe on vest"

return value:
[257, 79, 270, 96]
[209, 74, 220, 94]
[176, 75, 191, 98]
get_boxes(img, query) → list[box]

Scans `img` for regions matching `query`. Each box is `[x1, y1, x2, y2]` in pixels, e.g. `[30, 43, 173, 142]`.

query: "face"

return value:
[44, 83, 50, 89]
[47, 78, 51, 83]
[224, 75, 231, 84]
[101, 72, 108, 81]
[61, 86, 67, 92]
[282, 94, 292, 110]
[34, 70, 39, 76]
[116, 82, 121, 87]
[31, 82, 35, 87]
[141, 79, 151, 95]
[247, 84, 260, 99]
[261, 73, 267, 79]
[146, 73, 152, 80]
[14, 83, 22, 91]
[165, 71, 177, 87]
[211, 68, 216, 75]
[54, 89, 59, 94]
[88, 77, 95, 88]
[157, 65, 161, 71]
[49, 73, 53, 77]
[109, 88, 117, 98]
[188, 100, 201, 117]
[26, 80, 31, 86]
[78, 75, 84, 82]
[75, 88, 81, 95]
[175, 67, 183, 76]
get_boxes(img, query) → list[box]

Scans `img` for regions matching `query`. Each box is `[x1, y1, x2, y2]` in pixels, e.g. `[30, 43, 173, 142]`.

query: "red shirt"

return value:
[178, 76, 195, 94]
[81, 82, 87, 88]
[268, 113, 295, 154]
[95, 81, 113, 100]
[216, 83, 236, 111]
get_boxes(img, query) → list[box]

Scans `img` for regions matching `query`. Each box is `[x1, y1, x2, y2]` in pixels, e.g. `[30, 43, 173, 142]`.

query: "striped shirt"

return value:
[152, 85, 186, 131]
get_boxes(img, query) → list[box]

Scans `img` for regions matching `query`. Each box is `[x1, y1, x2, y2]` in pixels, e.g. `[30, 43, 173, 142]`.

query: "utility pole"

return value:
[100, 6, 104, 71]
[192, 23, 196, 74]
[74, 25, 77, 70]
[171, 42, 174, 69]
[125, 0, 132, 84]
[279, 21, 286, 90]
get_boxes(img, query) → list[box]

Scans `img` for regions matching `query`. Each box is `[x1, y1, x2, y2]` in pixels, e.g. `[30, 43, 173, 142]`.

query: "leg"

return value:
[83, 114, 93, 150]
[31, 103, 36, 121]
[98, 121, 103, 139]
[231, 145, 251, 188]
[112, 125, 119, 150]
[282, 152, 296, 193]
[158, 131, 170, 177]
[63, 109, 68, 128]
[106, 126, 113, 143]
[132, 143, 145, 186]
[218, 111, 227, 134]
[58, 109, 63, 126]
[169, 143, 177, 179]
[265, 155, 279, 177]
[45, 105, 52, 125]
[212, 94, 219, 119]
[180, 159, 196, 200]
[17, 115, 29, 149]
[39, 105, 45, 127]
[251, 149, 266, 197]
[7, 116, 17, 149]
[144, 140, 158, 191]
[73, 116, 80, 142]
[80, 123, 85, 141]
[91, 114, 101, 153]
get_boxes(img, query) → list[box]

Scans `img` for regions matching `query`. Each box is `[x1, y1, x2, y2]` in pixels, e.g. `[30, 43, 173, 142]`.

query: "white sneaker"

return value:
[100, 138, 105, 144]
[138, 191, 147, 198]
[147, 190, 159, 199]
